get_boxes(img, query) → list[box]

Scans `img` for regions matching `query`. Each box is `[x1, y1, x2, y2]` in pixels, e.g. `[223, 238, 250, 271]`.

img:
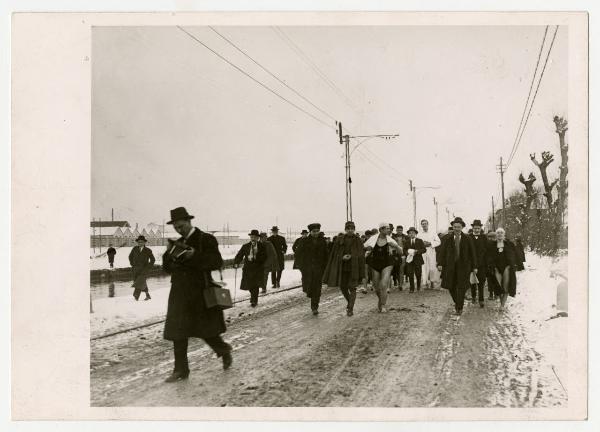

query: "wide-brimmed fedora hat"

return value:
[308, 223, 321, 231]
[407, 227, 418, 234]
[166, 207, 195, 224]
[248, 229, 260, 237]
[471, 219, 483, 227]
[301, 229, 309, 235]
[136, 235, 147, 242]
[451, 217, 466, 227]
[271, 226, 280, 232]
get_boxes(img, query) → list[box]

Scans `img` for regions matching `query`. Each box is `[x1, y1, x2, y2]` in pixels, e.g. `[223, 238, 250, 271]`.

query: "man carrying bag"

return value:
[161, 207, 233, 383]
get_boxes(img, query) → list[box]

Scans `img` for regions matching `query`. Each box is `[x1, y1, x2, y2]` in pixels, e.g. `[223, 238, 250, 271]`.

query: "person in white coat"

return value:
[418, 219, 441, 289]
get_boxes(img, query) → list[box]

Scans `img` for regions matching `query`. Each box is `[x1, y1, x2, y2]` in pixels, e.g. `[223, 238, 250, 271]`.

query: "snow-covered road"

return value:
[90, 253, 568, 408]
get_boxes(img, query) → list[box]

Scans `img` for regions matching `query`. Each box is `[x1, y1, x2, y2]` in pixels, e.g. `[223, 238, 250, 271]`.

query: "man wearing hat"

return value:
[292, 229, 309, 271]
[403, 227, 427, 293]
[296, 223, 329, 315]
[161, 207, 232, 382]
[268, 226, 288, 288]
[234, 230, 267, 306]
[259, 232, 279, 294]
[437, 217, 478, 315]
[128, 235, 156, 301]
[469, 219, 488, 307]
[323, 221, 365, 316]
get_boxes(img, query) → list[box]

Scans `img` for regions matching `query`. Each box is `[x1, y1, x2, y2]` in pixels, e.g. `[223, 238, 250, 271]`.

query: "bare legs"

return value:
[494, 266, 511, 308]
[371, 265, 393, 312]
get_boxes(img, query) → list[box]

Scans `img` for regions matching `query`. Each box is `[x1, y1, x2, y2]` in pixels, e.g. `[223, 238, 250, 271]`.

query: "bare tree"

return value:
[530, 151, 559, 210]
[518, 172, 538, 210]
[553, 116, 568, 224]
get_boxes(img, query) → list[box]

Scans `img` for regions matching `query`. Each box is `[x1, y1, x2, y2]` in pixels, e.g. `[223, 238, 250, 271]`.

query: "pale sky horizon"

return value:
[92, 25, 567, 233]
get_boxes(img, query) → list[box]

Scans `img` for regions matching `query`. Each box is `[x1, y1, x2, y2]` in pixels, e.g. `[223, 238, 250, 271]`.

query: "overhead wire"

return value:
[208, 26, 339, 124]
[272, 26, 361, 115]
[177, 26, 336, 132]
[507, 25, 560, 168]
[505, 26, 549, 167]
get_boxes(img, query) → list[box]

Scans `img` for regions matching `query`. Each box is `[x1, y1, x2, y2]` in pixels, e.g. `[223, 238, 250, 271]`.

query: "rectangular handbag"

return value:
[203, 273, 233, 310]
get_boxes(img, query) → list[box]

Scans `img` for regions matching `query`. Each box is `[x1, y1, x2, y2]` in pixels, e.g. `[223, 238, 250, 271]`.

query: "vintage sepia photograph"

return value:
[88, 22, 575, 409]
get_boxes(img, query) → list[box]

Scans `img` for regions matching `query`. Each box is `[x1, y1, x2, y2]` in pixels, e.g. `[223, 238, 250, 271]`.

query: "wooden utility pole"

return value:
[497, 157, 507, 227]
[445, 207, 450, 226]
[491, 196, 496, 230]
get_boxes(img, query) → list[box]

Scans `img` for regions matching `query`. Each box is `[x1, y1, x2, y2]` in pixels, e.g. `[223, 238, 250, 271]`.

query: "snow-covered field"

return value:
[90, 244, 247, 271]
[90, 261, 301, 338]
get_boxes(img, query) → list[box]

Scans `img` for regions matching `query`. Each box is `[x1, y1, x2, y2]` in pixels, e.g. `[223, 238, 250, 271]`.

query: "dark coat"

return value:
[106, 247, 117, 257]
[268, 234, 288, 270]
[234, 242, 267, 291]
[128, 246, 155, 289]
[292, 236, 305, 269]
[438, 232, 477, 291]
[515, 240, 526, 270]
[486, 240, 518, 297]
[296, 236, 329, 296]
[162, 229, 225, 341]
[322, 233, 365, 289]
[128, 246, 155, 271]
[262, 240, 279, 273]
[403, 237, 426, 266]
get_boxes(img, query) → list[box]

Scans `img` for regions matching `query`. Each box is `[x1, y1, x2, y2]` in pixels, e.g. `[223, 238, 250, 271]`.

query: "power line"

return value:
[177, 26, 335, 131]
[272, 26, 361, 115]
[209, 26, 339, 123]
[507, 25, 560, 168]
[505, 26, 549, 166]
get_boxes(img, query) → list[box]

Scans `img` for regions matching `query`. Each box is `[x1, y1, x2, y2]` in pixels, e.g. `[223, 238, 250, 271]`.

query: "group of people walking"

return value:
[152, 206, 526, 383]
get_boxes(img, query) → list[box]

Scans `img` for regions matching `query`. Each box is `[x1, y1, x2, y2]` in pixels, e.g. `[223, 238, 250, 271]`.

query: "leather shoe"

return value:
[165, 370, 189, 383]
[222, 352, 233, 370]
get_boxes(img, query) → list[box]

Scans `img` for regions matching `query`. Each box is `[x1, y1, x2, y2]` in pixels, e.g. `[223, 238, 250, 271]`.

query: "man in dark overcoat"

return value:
[259, 232, 279, 293]
[322, 221, 365, 316]
[268, 226, 287, 288]
[297, 223, 329, 315]
[292, 229, 308, 270]
[128, 235, 155, 300]
[234, 230, 267, 306]
[515, 237, 526, 271]
[403, 227, 427, 292]
[437, 217, 477, 315]
[469, 219, 488, 307]
[161, 207, 231, 383]
[106, 244, 117, 268]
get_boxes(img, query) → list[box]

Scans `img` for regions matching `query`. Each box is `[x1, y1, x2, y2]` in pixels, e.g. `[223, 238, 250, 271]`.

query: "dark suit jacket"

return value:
[403, 237, 426, 266]
[469, 233, 488, 269]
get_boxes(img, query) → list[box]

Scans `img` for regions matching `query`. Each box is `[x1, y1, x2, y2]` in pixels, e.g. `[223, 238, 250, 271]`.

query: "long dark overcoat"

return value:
[128, 246, 155, 290]
[292, 237, 304, 269]
[438, 232, 477, 292]
[486, 239, 518, 297]
[296, 236, 329, 297]
[162, 229, 225, 341]
[268, 234, 288, 270]
[234, 242, 267, 291]
[322, 233, 365, 289]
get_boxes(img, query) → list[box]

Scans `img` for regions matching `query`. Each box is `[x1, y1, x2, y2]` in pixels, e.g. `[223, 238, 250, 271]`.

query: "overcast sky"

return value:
[92, 25, 567, 233]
